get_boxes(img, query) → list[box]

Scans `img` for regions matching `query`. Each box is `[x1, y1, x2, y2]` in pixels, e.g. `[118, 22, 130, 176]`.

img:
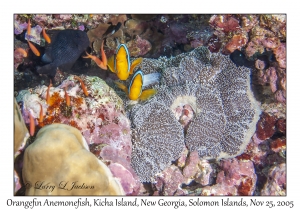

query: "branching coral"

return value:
[125, 46, 261, 182]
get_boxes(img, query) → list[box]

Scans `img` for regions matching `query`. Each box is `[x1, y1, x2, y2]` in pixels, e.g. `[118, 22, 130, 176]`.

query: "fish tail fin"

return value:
[129, 57, 143, 74]
[114, 81, 128, 95]
[142, 72, 161, 88]
[139, 89, 157, 101]
[82, 51, 90, 58]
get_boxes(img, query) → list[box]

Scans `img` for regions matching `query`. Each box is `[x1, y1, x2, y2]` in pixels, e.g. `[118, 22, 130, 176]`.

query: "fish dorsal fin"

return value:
[130, 57, 143, 74]
[139, 89, 157, 101]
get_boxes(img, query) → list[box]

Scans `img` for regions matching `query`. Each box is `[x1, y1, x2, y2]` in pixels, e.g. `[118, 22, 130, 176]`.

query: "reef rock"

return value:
[261, 163, 286, 195]
[17, 75, 139, 195]
[154, 165, 187, 195]
[201, 158, 257, 195]
[126, 46, 261, 182]
[22, 124, 125, 195]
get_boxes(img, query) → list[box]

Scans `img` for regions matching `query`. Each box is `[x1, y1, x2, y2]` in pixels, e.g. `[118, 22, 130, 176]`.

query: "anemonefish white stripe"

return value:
[128, 69, 144, 97]
[115, 44, 131, 74]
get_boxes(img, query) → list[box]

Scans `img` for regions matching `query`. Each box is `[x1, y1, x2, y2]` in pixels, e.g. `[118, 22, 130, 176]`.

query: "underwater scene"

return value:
[14, 14, 286, 196]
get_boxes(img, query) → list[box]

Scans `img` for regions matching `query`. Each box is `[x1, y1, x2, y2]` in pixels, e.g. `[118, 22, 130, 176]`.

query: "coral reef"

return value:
[207, 15, 286, 104]
[16, 75, 139, 195]
[127, 35, 152, 57]
[182, 151, 213, 186]
[14, 15, 28, 35]
[261, 163, 286, 195]
[154, 165, 187, 195]
[201, 158, 257, 195]
[22, 124, 125, 195]
[236, 104, 286, 195]
[13, 14, 287, 196]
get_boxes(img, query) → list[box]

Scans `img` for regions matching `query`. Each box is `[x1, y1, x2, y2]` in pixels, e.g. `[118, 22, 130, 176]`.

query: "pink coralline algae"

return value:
[209, 15, 240, 33]
[224, 33, 248, 54]
[14, 15, 28, 35]
[208, 15, 249, 54]
[59, 14, 72, 20]
[182, 151, 212, 186]
[78, 25, 85, 31]
[109, 163, 140, 195]
[154, 165, 186, 196]
[17, 75, 140, 195]
[127, 35, 152, 57]
[273, 43, 286, 69]
[258, 67, 278, 92]
[25, 25, 43, 45]
[256, 112, 277, 140]
[237, 105, 286, 195]
[244, 20, 285, 60]
[261, 163, 286, 195]
[27, 14, 116, 32]
[256, 63, 286, 103]
[201, 158, 257, 196]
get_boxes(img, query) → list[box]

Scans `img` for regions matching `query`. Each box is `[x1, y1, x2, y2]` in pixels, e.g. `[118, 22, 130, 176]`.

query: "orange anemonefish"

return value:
[29, 110, 35, 136]
[27, 19, 31, 35]
[74, 76, 89, 96]
[27, 40, 40, 56]
[14, 48, 28, 57]
[107, 44, 143, 81]
[83, 40, 107, 70]
[42, 27, 51, 44]
[64, 87, 71, 106]
[115, 69, 158, 101]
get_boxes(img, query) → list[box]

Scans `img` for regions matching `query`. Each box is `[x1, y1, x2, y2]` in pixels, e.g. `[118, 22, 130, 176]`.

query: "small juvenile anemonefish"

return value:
[42, 27, 51, 44]
[83, 40, 107, 70]
[115, 69, 157, 101]
[27, 40, 40, 56]
[64, 87, 71, 106]
[27, 19, 31, 35]
[29, 110, 35, 136]
[107, 44, 143, 81]
[14, 48, 28, 57]
[74, 75, 89, 96]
